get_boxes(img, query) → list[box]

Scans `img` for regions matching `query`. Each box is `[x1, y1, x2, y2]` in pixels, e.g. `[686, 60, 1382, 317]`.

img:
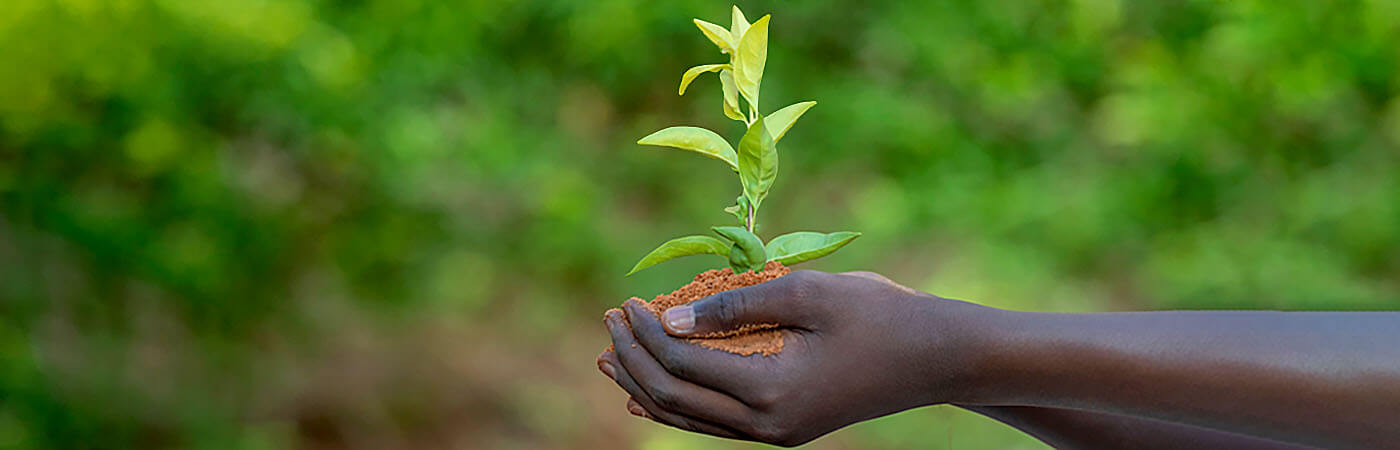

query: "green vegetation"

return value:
[0, 1, 1397, 448]
[629, 7, 859, 275]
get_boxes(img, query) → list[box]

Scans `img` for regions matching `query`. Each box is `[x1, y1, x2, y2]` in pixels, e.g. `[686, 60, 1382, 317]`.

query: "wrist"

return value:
[934, 299, 1026, 405]
[913, 296, 1011, 405]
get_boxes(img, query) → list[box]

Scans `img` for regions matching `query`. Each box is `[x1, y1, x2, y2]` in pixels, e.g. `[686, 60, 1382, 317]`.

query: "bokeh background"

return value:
[3, 0, 1399, 448]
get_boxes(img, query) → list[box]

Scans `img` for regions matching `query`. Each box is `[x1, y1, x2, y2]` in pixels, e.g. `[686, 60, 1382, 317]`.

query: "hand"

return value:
[596, 270, 990, 446]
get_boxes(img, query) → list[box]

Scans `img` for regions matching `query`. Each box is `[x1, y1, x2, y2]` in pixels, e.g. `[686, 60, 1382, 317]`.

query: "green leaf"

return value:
[693, 19, 734, 53]
[765, 101, 816, 143]
[737, 116, 777, 210]
[730, 6, 750, 43]
[626, 235, 732, 276]
[723, 195, 749, 224]
[732, 15, 769, 110]
[719, 69, 745, 121]
[637, 126, 739, 171]
[765, 231, 862, 266]
[712, 226, 766, 273]
[679, 63, 729, 96]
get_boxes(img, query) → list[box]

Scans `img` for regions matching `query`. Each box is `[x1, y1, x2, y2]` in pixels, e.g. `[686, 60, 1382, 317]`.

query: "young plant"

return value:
[627, 6, 861, 276]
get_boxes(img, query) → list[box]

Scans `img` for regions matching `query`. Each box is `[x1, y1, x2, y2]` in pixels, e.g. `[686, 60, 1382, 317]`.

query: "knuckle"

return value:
[665, 364, 696, 382]
[710, 290, 744, 326]
[748, 388, 783, 411]
[654, 348, 695, 378]
[788, 269, 820, 281]
[648, 386, 682, 411]
[784, 270, 823, 302]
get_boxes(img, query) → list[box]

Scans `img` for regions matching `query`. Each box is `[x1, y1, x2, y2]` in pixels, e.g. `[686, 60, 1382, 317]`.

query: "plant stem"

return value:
[745, 201, 755, 232]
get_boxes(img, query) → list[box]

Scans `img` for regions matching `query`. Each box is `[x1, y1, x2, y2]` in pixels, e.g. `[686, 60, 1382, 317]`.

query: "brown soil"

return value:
[621, 261, 790, 356]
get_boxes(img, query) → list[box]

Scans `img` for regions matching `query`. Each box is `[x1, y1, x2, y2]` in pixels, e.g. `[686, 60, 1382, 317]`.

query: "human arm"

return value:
[965, 308, 1400, 449]
[597, 270, 1400, 448]
[598, 331, 1313, 449]
[963, 405, 1314, 449]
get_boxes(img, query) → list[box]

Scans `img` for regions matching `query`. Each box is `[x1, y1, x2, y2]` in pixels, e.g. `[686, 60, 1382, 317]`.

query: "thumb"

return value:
[661, 271, 816, 336]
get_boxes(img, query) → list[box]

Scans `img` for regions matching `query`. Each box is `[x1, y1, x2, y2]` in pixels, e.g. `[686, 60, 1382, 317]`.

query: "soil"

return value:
[620, 261, 790, 356]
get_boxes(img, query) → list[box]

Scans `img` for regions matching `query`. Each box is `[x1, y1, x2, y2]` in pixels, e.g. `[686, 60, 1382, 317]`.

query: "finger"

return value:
[840, 271, 920, 296]
[606, 309, 756, 427]
[624, 299, 771, 398]
[598, 346, 750, 441]
[601, 350, 741, 437]
[660, 270, 826, 336]
[626, 398, 650, 418]
[839, 270, 893, 283]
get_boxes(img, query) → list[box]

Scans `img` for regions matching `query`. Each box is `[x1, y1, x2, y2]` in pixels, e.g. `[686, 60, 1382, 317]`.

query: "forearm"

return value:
[962, 405, 1315, 450]
[956, 308, 1400, 449]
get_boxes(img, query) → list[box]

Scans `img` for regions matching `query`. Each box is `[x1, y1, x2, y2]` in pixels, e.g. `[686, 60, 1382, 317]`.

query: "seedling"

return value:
[628, 6, 860, 276]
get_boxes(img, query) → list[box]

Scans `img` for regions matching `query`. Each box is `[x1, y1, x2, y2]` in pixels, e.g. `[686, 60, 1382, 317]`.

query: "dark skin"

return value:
[597, 270, 1400, 449]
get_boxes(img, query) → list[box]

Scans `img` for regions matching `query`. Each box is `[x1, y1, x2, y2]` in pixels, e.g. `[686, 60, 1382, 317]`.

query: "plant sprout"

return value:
[628, 6, 861, 276]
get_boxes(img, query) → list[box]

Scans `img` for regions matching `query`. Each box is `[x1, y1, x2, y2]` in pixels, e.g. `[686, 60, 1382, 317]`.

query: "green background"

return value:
[3, 0, 1398, 448]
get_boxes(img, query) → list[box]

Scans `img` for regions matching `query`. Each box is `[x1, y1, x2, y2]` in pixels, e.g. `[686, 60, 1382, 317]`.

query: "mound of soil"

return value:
[624, 261, 790, 356]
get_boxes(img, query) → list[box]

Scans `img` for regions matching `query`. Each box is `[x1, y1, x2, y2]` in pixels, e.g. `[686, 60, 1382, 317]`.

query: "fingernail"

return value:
[627, 401, 647, 417]
[663, 305, 695, 333]
[598, 360, 616, 380]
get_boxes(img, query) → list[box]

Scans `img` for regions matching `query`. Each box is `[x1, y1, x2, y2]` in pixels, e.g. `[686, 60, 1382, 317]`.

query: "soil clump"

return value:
[623, 261, 790, 356]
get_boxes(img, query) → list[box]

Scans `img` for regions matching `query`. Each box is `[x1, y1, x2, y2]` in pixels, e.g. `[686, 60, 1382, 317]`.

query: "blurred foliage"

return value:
[2, 0, 1399, 448]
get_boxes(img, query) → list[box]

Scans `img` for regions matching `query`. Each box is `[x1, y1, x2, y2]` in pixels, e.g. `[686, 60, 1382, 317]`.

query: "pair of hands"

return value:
[596, 270, 985, 446]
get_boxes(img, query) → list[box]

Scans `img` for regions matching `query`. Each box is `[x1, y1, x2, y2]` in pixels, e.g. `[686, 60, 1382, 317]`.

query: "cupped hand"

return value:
[596, 270, 991, 446]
